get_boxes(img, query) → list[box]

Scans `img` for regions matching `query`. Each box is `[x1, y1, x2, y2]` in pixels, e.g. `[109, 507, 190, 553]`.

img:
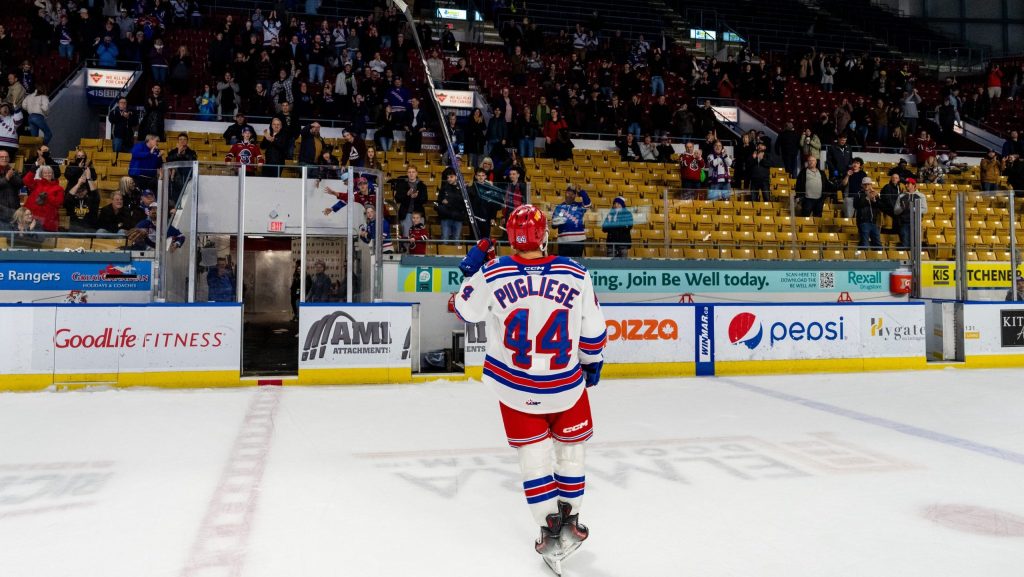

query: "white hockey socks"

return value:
[554, 440, 586, 514]
[518, 437, 559, 526]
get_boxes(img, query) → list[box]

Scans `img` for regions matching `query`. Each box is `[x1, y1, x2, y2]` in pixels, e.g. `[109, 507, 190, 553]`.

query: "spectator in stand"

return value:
[617, 132, 641, 162]
[679, 141, 704, 198]
[485, 105, 507, 159]
[394, 166, 427, 238]
[298, 122, 325, 166]
[800, 128, 822, 163]
[919, 155, 947, 185]
[169, 45, 192, 95]
[827, 133, 854, 182]
[656, 135, 675, 163]
[249, 83, 273, 117]
[138, 85, 168, 142]
[166, 132, 198, 204]
[879, 173, 902, 221]
[97, 34, 119, 68]
[223, 113, 256, 145]
[464, 108, 487, 169]
[894, 178, 927, 249]
[404, 97, 429, 154]
[776, 122, 800, 177]
[22, 165, 63, 233]
[129, 134, 164, 193]
[514, 105, 539, 159]
[901, 89, 922, 136]
[1002, 131, 1023, 158]
[841, 157, 868, 207]
[93, 188, 133, 234]
[374, 104, 397, 153]
[854, 178, 883, 250]
[0, 150, 22, 228]
[216, 72, 240, 120]
[888, 159, 915, 180]
[106, 97, 135, 162]
[306, 260, 332, 302]
[987, 64, 1003, 100]
[912, 130, 937, 166]
[339, 128, 367, 168]
[225, 127, 263, 175]
[1004, 154, 1024, 195]
[980, 149, 1002, 192]
[749, 146, 772, 202]
[639, 135, 659, 163]
[542, 108, 570, 159]
[551, 184, 591, 258]
[404, 211, 429, 255]
[207, 256, 237, 302]
[55, 14, 75, 60]
[10, 206, 42, 244]
[795, 156, 834, 218]
[504, 166, 527, 214]
[150, 39, 170, 85]
[602, 196, 633, 257]
[22, 85, 51, 145]
[436, 167, 466, 242]
[359, 206, 394, 253]
[260, 117, 290, 177]
[195, 84, 218, 121]
[63, 150, 100, 232]
[705, 141, 733, 201]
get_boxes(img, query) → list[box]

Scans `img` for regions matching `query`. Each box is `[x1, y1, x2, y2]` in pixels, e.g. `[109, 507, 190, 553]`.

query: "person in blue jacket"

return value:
[551, 184, 591, 258]
[602, 196, 633, 257]
[207, 256, 236, 302]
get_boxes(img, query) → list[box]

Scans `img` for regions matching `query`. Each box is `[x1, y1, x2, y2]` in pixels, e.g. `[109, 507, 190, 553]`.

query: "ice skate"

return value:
[536, 512, 565, 576]
[557, 500, 588, 561]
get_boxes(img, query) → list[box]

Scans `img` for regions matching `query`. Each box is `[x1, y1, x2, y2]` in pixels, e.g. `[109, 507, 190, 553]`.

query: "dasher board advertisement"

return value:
[299, 304, 413, 369]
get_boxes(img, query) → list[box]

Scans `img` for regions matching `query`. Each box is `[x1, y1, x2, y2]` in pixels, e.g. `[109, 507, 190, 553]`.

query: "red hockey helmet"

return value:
[506, 204, 549, 252]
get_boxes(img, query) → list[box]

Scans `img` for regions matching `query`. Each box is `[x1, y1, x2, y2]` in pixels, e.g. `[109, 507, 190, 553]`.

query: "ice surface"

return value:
[2, 369, 1024, 576]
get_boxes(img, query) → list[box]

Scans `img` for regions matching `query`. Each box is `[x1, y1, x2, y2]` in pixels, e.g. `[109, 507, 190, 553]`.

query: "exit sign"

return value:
[268, 221, 284, 232]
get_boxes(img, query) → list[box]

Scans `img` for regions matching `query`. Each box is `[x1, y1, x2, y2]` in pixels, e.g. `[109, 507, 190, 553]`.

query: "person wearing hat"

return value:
[888, 158, 915, 180]
[602, 196, 633, 258]
[323, 176, 385, 216]
[223, 113, 256, 145]
[129, 201, 185, 250]
[853, 176, 883, 249]
[893, 178, 928, 250]
[551, 184, 592, 258]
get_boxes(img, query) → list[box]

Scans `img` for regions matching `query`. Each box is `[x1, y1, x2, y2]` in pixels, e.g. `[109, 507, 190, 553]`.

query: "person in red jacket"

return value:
[543, 108, 570, 160]
[225, 127, 264, 175]
[987, 64, 1004, 100]
[678, 141, 705, 198]
[404, 210, 430, 255]
[23, 165, 64, 232]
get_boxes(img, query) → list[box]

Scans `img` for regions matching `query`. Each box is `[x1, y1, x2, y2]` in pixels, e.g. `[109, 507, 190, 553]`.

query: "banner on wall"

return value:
[464, 305, 696, 369]
[400, 264, 891, 295]
[922, 261, 1024, 289]
[299, 304, 413, 369]
[0, 261, 153, 303]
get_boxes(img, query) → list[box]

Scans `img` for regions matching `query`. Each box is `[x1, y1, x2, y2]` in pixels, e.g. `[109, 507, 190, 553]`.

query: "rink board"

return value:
[2, 301, 1023, 391]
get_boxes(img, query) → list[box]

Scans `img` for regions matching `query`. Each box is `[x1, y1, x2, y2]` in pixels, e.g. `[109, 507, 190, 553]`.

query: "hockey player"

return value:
[224, 127, 264, 175]
[550, 184, 591, 258]
[455, 204, 606, 574]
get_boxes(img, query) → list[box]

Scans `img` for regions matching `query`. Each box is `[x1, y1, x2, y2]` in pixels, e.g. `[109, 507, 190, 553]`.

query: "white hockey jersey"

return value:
[454, 254, 607, 414]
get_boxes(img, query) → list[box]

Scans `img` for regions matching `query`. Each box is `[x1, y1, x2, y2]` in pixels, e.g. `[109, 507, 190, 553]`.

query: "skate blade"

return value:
[543, 554, 563, 576]
[559, 540, 582, 562]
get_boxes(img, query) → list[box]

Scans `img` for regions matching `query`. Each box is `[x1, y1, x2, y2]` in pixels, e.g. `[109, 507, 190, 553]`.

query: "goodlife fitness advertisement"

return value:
[0, 304, 241, 377]
[299, 304, 413, 369]
[463, 304, 695, 368]
[713, 304, 926, 362]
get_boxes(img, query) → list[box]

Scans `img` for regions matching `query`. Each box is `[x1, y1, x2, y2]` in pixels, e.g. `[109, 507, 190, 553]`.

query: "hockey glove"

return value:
[581, 361, 603, 388]
[459, 237, 496, 277]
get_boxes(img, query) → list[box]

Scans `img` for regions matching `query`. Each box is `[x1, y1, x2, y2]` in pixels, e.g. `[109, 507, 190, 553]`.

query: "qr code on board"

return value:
[819, 271, 835, 289]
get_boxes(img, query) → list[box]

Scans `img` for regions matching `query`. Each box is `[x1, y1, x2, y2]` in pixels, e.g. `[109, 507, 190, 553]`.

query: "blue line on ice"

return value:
[724, 379, 1024, 466]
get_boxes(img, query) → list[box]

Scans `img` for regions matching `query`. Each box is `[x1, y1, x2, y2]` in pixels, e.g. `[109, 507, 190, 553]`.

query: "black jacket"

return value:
[436, 182, 466, 221]
[853, 191, 880, 225]
[0, 167, 24, 224]
[394, 178, 428, 221]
